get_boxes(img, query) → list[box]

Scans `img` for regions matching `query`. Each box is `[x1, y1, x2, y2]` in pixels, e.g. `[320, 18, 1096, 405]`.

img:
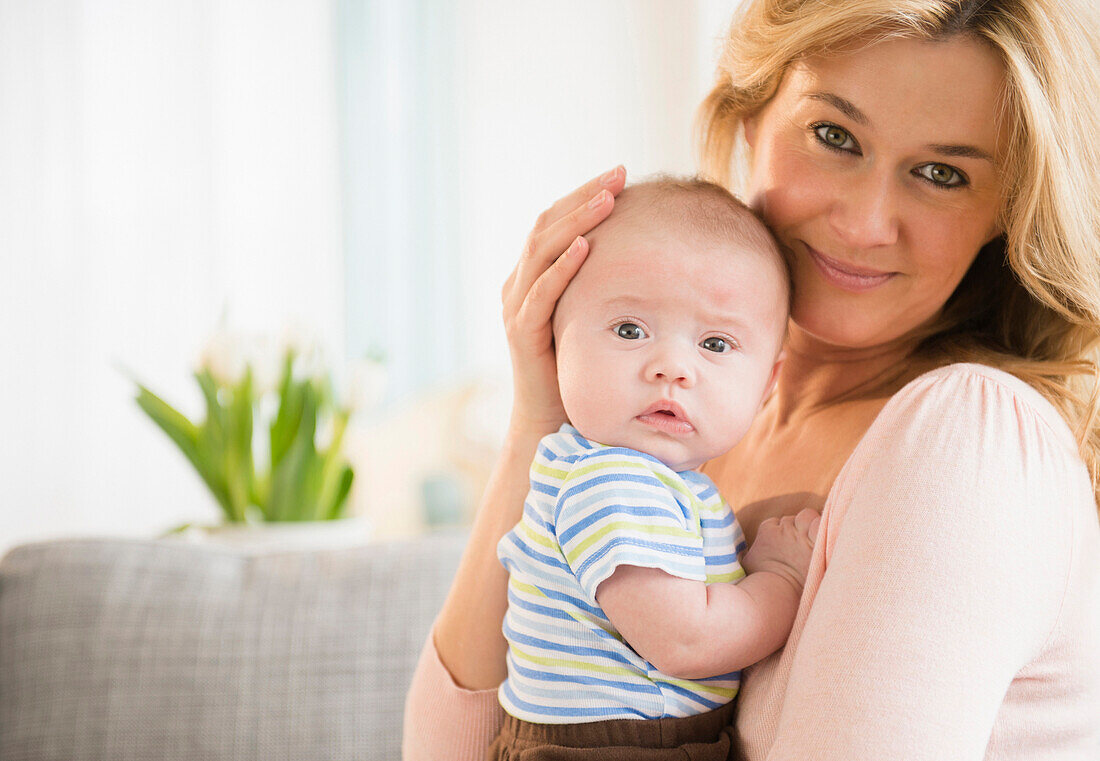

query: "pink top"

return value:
[403, 364, 1100, 760]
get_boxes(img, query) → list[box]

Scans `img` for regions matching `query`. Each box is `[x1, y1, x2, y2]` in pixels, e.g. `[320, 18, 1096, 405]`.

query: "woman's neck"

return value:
[771, 322, 928, 426]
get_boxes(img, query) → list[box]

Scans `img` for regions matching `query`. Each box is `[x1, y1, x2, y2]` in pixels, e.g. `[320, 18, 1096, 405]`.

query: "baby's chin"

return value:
[575, 425, 714, 472]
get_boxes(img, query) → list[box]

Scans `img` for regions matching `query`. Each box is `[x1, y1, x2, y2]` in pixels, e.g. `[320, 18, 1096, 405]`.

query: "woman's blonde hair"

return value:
[698, 0, 1100, 507]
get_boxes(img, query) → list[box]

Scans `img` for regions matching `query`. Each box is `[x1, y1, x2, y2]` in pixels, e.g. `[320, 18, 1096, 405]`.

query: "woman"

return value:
[405, 1, 1100, 758]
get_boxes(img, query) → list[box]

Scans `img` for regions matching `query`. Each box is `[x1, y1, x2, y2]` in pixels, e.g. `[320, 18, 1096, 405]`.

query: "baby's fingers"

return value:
[794, 508, 822, 546]
[511, 236, 590, 337]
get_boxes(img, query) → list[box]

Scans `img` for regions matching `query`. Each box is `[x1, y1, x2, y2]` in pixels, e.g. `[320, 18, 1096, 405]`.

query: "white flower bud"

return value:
[343, 357, 388, 413]
[197, 327, 248, 386]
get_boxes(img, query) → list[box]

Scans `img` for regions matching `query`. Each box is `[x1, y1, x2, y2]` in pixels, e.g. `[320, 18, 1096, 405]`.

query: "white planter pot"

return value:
[165, 515, 372, 553]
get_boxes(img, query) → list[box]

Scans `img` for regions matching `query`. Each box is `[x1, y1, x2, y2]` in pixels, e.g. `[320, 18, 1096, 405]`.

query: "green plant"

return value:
[132, 348, 356, 523]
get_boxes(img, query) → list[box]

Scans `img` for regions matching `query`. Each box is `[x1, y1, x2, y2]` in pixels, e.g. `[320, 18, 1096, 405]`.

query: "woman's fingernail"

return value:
[588, 190, 609, 209]
[566, 236, 584, 256]
[599, 166, 621, 185]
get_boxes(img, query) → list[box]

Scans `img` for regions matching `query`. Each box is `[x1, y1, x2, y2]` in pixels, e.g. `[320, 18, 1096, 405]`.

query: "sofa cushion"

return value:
[0, 531, 465, 761]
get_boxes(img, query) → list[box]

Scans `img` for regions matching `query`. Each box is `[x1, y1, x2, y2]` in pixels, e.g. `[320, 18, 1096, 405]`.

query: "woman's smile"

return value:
[802, 244, 897, 293]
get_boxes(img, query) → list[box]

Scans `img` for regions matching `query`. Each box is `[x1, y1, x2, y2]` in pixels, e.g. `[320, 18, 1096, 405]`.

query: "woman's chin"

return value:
[788, 306, 916, 353]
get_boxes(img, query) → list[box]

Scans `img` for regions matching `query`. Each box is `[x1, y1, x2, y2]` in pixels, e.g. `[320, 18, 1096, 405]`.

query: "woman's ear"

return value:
[743, 114, 759, 149]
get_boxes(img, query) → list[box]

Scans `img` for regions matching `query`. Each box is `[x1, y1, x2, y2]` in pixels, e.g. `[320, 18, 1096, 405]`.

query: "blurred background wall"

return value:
[0, 0, 740, 555]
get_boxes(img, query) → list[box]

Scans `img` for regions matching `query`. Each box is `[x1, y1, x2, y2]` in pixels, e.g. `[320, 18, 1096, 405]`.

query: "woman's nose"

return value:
[644, 346, 695, 388]
[828, 170, 899, 249]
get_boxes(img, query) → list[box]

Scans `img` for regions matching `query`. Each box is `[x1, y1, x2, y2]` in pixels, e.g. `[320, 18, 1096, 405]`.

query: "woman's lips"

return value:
[805, 245, 897, 293]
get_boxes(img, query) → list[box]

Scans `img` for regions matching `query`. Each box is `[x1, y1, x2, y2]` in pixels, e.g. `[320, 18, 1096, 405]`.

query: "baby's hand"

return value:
[740, 508, 821, 593]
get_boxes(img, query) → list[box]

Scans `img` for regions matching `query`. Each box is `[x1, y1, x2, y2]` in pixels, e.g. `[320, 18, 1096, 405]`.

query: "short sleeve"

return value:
[554, 449, 705, 605]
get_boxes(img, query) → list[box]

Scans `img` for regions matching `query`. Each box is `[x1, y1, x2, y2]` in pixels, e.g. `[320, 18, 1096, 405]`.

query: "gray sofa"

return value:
[0, 531, 467, 761]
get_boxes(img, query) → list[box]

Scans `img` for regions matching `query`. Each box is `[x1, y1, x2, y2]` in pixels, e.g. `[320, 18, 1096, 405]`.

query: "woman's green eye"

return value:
[917, 162, 966, 187]
[815, 124, 854, 150]
[701, 337, 729, 353]
[615, 323, 646, 340]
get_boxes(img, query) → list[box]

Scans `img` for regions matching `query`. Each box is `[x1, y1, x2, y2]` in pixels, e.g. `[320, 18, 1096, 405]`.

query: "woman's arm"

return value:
[759, 367, 1081, 760]
[431, 166, 627, 689]
[402, 168, 628, 761]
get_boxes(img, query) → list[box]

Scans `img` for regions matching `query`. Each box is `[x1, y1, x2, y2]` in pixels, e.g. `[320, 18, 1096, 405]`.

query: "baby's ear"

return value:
[760, 350, 785, 408]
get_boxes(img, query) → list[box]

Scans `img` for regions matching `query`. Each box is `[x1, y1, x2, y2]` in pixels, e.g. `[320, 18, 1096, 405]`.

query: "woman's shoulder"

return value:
[877, 361, 1079, 455]
[829, 361, 1093, 528]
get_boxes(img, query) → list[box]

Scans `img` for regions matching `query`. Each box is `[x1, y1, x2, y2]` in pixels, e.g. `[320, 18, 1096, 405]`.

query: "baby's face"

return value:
[554, 221, 787, 472]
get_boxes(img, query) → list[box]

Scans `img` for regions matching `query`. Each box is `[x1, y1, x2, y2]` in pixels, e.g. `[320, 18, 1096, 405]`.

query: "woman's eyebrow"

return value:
[927, 143, 994, 163]
[806, 90, 994, 163]
[805, 91, 869, 125]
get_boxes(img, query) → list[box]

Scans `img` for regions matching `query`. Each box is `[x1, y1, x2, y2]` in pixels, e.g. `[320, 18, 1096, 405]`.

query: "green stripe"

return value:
[653, 675, 738, 700]
[705, 568, 746, 584]
[509, 578, 622, 640]
[565, 521, 697, 565]
[510, 644, 639, 678]
[532, 462, 569, 480]
[519, 520, 559, 551]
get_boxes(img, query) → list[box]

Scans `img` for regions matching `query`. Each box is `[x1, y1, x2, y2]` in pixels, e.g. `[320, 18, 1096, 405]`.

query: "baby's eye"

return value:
[615, 323, 646, 340]
[701, 336, 731, 353]
[813, 123, 858, 152]
[915, 162, 967, 188]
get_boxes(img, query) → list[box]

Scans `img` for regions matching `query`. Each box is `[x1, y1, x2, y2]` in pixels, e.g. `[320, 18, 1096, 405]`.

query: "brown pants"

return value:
[486, 701, 740, 761]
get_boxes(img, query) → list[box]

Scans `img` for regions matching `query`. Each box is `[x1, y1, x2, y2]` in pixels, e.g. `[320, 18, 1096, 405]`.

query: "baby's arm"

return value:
[595, 508, 819, 680]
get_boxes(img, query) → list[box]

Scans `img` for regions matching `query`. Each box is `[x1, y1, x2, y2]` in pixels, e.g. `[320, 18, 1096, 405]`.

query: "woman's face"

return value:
[744, 35, 1008, 350]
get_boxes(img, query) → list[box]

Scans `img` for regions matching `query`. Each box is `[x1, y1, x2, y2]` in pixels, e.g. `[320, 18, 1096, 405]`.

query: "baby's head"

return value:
[553, 176, 790, 471]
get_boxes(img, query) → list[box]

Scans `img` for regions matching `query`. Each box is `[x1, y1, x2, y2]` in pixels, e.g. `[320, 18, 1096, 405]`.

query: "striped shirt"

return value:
[496, 423, 747, 723]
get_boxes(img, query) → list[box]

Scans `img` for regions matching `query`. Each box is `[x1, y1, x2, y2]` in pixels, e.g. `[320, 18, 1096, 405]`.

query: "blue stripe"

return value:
[700, 515, 734, 529]
[654, 679, 724, 710]
[557, 499, 687, 546]
[576, 536, 701, 582]
[502, 533, 572, 573]
[502, 620, 636, 666]
[560, 469, 664, 499]
[507, 659, 658, 695]
[529, 479, 560, 498]
[596, 446, 671, 470]
[500, 680, 651, 719]
[506, 579, 605, 619]
[507, 586, 604, 622]
[504, 616, 624, 650]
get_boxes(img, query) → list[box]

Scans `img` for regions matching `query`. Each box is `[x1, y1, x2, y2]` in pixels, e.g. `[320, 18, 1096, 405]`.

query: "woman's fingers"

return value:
[532, 165, 625, 236]
[504, 167, 626, 316]
[512, 236, 590, 338]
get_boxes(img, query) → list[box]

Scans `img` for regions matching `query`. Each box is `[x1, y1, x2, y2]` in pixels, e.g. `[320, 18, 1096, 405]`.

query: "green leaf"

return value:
[194, 369, 233, 519]
[134, 384, 200, 462]
[314, 410, 350, 521]
[224, 367, 254, 522]
[134, 384, 229, 516]
[266, 383, 318, 521]
[324, 466, 354, 520]
[269, 355, 304, 473]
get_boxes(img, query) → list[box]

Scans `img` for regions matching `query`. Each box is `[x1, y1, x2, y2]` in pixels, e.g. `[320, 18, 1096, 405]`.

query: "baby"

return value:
[491, 177, 819, 756]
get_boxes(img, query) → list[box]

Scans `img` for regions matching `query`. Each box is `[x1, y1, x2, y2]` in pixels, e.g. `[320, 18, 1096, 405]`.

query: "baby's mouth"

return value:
[636, 400, 694, 434]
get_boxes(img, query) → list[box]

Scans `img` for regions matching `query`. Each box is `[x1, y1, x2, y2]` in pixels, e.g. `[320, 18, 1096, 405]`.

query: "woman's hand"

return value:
[501, 165, 627, 435]
[427, 166, 628, 692]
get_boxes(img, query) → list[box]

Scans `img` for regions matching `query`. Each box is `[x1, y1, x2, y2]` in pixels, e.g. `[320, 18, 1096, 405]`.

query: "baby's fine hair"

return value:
[589, 174, 791, 311]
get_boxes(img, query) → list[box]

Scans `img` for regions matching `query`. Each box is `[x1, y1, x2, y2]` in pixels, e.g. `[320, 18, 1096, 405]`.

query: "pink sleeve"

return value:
[402, 625, 505, 761]
[765, 368, 1079, 759]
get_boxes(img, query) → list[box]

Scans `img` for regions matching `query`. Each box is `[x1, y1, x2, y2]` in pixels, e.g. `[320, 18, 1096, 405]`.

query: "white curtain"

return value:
[0, 0, 741, 550]
[0, 0, 344, 553]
